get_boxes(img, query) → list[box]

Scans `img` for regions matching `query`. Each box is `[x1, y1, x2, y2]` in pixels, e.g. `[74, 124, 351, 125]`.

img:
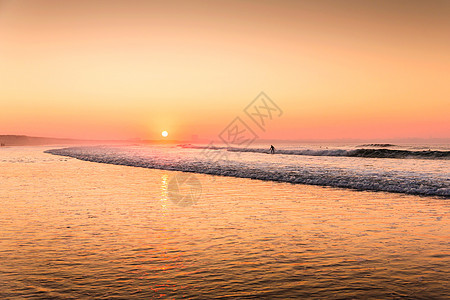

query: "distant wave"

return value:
[178, 145, 450, 160]
[46, 147, 449, 197]
[358, 143, 397, 147]
[349, 148, 449, 159]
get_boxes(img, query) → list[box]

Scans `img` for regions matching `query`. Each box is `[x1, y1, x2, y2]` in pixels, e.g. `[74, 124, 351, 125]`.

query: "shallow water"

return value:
[1, 147, 449, 299]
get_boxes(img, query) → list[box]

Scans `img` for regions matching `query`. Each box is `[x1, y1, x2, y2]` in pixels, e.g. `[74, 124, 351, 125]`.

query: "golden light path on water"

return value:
[0, 147, 448, 298]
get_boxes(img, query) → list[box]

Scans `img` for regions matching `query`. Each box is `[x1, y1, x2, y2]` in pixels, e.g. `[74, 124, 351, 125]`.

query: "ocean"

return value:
[46, 142, 450, 197]
[1, 144, 449, 299]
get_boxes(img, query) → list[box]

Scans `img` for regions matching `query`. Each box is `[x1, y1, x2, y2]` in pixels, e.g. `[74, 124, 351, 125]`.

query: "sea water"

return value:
[46, 143, 450, 197]
[1, 146, 449, 299]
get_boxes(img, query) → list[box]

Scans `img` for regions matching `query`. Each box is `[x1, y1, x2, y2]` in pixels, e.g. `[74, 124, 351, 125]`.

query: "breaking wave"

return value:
[45, 146, 449, 197]
[178, 145, 450, 160]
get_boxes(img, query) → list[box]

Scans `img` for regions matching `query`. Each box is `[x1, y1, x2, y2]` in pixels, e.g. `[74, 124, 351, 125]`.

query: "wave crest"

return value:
[45, 147, 450, 197]
[178, 145, 450, 160]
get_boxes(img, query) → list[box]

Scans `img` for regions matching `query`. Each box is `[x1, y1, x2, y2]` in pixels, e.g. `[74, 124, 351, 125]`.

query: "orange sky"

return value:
[0, 0, 449, 141]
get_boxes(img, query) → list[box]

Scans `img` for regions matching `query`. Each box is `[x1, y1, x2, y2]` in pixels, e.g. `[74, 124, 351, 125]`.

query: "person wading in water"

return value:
[270, 145, 275, 154]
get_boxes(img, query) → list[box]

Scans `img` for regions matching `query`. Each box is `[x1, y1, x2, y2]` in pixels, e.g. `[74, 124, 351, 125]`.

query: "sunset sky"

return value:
[0, 0, 449, 141]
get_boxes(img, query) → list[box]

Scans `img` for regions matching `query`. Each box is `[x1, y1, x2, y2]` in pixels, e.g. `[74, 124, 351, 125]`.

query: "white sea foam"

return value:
[45, 146, 450, 197]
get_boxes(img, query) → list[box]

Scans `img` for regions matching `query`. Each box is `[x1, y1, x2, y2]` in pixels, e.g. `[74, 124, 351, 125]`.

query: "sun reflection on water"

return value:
[160, 173, 169, 212]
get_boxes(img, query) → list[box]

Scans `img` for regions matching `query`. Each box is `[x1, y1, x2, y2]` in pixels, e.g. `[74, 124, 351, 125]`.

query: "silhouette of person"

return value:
[270, 145, 275, 154]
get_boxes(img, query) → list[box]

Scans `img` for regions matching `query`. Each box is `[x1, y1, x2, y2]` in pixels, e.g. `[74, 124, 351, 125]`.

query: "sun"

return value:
[161, 131, 168, 138]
